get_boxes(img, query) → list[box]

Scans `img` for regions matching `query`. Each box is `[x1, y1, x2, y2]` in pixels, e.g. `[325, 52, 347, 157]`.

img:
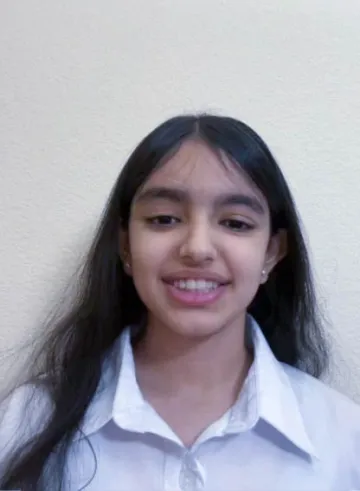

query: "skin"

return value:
[121, 139, 286, 446]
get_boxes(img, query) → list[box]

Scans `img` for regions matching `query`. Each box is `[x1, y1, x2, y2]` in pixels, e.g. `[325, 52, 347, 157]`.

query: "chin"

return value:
[172, 326, 220, 340]
[166, 313, 226, 339]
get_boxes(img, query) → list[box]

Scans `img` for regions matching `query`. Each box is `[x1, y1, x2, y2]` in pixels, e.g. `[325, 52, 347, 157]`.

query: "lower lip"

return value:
[164, 282, 227, 306]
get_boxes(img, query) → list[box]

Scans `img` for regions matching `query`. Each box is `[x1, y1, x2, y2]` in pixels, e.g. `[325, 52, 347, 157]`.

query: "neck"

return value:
[134, 315, 252, 402]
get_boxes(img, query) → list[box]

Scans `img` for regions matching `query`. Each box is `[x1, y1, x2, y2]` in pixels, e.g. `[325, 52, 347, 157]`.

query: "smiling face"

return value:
[123, 139, 285, 340]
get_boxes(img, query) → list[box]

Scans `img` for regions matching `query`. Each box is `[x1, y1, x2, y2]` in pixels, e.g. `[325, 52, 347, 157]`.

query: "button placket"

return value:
[179, 452, 204, 491]
[164, 445, 184, 491]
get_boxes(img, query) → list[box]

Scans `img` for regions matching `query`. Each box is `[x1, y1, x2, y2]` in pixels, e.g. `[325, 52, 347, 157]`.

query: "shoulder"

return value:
[282, 363, 360, 462]
[283, 363, 360, 420]
[0, 382, 53, 470]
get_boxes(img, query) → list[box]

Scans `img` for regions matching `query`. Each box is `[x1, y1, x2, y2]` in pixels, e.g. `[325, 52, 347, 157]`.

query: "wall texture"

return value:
[1, 0, 360, 399]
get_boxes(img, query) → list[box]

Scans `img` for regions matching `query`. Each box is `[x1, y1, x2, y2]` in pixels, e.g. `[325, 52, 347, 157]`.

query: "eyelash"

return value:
[220, 218, 254, 232]
[145, 215, 180, 227]
[145, 215, 254, 232]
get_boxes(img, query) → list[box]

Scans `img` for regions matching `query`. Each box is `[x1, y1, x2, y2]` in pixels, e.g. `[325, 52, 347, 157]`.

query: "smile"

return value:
[163, 278, 228, 306]
[172, 279, 220, 292]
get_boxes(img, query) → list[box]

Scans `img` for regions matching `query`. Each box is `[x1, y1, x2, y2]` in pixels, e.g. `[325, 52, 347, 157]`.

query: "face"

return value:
[123, 139, 285, 339]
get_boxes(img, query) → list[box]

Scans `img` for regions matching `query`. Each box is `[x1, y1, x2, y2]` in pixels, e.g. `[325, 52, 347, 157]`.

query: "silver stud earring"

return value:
[261, 269, 267, 282]
[123, 258, 131, 273]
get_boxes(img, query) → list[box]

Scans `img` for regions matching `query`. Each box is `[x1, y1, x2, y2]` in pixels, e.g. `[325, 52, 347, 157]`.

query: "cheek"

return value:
[128, 225, 172, 311]
[227, 236, 268, 277]
[128, 225, 169, 277]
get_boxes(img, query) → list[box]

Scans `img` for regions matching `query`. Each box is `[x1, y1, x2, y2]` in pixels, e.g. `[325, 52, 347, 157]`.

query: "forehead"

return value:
[139, 139, 265, 204]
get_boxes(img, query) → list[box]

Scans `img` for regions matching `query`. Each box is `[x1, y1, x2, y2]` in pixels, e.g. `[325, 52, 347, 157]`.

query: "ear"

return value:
[261, 229, 287, 283]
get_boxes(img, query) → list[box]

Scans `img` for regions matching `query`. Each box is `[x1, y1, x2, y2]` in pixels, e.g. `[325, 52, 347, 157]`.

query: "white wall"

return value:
[1, 0, 360, 399]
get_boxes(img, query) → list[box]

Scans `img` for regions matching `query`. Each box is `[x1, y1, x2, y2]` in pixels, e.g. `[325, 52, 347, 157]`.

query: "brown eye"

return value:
[146, 215, 180, 226]
[221, 219, 254, 232]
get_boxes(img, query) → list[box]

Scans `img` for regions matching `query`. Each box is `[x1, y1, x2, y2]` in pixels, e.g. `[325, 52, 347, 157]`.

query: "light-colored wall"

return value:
[1, 0, 360, 399]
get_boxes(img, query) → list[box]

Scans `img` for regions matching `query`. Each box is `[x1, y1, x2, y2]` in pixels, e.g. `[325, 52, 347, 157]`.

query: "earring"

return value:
[123, 257, 131, 274]
[261, 269, 268, 283]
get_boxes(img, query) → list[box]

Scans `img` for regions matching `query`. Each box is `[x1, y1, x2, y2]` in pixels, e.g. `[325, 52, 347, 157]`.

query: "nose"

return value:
[179, 219, 217, 264]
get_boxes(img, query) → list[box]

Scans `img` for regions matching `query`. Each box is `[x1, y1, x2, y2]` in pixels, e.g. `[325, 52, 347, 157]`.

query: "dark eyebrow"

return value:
[215, 193, 265, 215]
[135, 186, 265, 215]
[135, 187, 187, 204]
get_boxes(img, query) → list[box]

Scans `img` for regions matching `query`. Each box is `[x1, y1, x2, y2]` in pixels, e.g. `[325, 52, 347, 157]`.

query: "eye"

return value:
[221, 218, 254, 232]
[145, 215, 180, 227]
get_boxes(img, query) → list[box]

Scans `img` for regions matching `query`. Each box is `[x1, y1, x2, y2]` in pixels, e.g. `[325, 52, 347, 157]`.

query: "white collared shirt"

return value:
[2, 317, 360, 490]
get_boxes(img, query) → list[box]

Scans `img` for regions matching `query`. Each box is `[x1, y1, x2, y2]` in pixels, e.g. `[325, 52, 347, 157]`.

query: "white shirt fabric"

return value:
[2, 316, 360, 490]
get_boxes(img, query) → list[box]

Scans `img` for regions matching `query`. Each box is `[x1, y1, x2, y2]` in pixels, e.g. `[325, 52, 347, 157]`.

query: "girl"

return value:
[1, 114, 360, 491]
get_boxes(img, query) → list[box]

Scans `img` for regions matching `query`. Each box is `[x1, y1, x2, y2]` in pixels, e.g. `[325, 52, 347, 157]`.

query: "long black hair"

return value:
[0, 114, 329, 490]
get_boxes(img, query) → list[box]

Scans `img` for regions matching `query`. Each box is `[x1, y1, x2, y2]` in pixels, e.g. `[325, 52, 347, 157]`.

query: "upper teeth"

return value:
[173, 279, 219, 291]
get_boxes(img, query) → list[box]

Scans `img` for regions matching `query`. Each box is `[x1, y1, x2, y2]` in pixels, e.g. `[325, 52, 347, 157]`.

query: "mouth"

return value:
[162, 278, 229, 306]
[168, 279, 223, 292]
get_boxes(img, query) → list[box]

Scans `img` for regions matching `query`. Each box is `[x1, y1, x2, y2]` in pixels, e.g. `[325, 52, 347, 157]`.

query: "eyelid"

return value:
[221, 214, 255, 223]
[220, 217, 255, 231]
[145, 214, 181, 226]
[143, 213, 256, 230]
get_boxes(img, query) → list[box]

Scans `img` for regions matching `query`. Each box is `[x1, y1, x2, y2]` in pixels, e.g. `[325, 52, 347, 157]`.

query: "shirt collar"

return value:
[77, 328, 154, 439]
[226, 316, 318, 459]
[79, 316, 318, 458]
